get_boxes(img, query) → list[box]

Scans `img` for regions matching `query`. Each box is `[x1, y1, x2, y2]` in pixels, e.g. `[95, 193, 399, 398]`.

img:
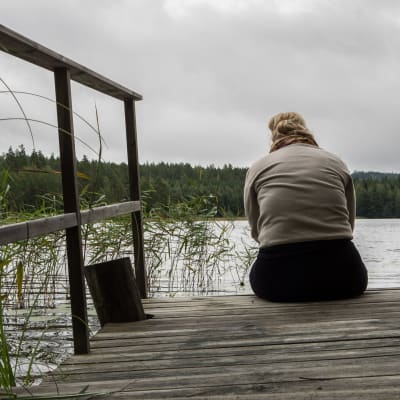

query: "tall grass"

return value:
[0, 257, 16, 396]
[144, 196, 235, 295]
[0, 192, 255, 389]
[80, 194, 248, 296]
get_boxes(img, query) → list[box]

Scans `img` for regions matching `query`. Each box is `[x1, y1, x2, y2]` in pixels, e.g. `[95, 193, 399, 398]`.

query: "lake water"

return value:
[244, 218, 400, 290]
[353, 219, 400, 288]
[152, 219, 400, 296]
[243, 218, 400, 290]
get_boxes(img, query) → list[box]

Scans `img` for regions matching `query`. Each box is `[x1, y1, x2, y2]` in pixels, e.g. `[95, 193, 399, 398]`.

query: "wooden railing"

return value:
[0, 25, 146, 354]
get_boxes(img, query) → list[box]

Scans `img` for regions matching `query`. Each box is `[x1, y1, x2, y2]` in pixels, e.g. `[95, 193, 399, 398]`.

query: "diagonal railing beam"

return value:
[0, 25, 142, 101]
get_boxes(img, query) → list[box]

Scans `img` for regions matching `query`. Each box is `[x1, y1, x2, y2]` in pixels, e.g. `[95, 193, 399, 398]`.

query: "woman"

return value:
[244, 112, 368, 302]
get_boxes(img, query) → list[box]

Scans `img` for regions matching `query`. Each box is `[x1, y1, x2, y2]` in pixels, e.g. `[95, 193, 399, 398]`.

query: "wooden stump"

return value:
[84, 257, 146, 327]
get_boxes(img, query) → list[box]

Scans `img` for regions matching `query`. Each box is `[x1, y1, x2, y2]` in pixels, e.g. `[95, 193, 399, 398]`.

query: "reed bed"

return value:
[0, 196, 257, 392]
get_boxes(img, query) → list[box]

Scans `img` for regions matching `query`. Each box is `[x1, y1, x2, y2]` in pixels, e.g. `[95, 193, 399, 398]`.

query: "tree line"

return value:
[1, 145, 400, 218]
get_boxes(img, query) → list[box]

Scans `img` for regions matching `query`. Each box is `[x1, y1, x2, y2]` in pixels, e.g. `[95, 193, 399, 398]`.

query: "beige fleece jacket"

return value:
[244, 144, 355, 248]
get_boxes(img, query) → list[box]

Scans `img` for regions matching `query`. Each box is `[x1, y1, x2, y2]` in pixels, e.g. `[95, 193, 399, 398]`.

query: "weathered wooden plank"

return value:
[0, 213, 77, 244]
[96, 385, 400, 399]
[0, 25, 142, 101]
[0, 220, 28, 244]
[143, 293, 400, 309]
[17, 373, 400, 400]
[143, 289, 400, 306]
[20, 371, 400, 400]
[95, 373, 400, 399]
[63, 337, 400, 364]
[86, 329, 399, 353]
[138, 301, 400, 319]
[90, 315, 399, 335]
[0, 202, 140, 245]
[93, 304, 400, 333]
[28, 212, 77, 236]
[54, 67, 89, 354]
[137, 309, 400, 324]
[92, 317, 400, 341]
[59, 345, 400, 375]
[140, 298, 400, 316]
[80, 201, 140, 224]
[47, 355, 400, 383]
[88, 335, 400, 357]
[148, 299, 400, 315]
[136, 295, 400, 311]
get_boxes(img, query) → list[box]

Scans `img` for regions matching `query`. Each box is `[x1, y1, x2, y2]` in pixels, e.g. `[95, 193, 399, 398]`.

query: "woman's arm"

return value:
[345, 176, 356, 231]
[244, 174, 260, 243]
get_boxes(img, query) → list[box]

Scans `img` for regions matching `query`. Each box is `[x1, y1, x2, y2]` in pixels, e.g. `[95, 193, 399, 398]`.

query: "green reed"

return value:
[0, 257, 16, 396]
[79, 195, 241, 296]
[144, 196, 236, 295]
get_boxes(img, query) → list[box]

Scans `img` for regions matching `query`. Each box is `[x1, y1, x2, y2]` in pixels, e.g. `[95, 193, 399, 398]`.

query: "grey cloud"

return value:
[1, 0, 400, 171]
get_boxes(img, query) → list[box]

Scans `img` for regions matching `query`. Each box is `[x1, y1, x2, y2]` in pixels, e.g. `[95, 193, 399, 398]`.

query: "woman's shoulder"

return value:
[282, 144, 350, 170]
[313, 146, 350, 171]
[245, 154, 274, 187]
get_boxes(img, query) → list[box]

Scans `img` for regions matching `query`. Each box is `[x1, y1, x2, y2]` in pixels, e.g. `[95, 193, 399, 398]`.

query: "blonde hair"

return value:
[268, 112, 318, 152]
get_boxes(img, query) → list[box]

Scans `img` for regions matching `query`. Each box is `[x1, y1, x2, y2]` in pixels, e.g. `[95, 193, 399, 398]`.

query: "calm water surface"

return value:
[222, 219, 400, 294]
[353, 219, 400, 288]
[153, 219, 400, 296]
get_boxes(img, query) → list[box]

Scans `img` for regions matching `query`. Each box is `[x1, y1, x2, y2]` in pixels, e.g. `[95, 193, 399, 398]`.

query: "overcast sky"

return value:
[1, 0, 400, 172]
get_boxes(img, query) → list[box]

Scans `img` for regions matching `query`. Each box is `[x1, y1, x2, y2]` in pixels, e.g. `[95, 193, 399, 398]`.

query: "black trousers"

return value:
[249, 239, 368, 302]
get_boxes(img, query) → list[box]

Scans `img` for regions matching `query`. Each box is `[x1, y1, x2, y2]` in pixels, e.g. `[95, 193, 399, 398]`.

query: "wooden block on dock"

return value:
[84, 257, 145, 326]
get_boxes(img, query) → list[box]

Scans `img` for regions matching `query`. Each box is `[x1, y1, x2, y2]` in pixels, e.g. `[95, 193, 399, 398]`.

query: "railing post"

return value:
[54, 67, 90, 354]
[124, 98, 147, 299]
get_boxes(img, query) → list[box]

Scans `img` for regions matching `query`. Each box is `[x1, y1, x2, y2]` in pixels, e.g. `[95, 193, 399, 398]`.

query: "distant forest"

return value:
[1, 145, 400, 218]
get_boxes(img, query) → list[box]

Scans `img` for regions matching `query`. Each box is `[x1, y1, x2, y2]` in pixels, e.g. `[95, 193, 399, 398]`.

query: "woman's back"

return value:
[244, 143, 355, 248]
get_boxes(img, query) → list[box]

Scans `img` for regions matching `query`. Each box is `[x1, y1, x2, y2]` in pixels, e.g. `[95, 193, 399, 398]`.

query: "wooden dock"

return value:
[16, 288, 400, 399]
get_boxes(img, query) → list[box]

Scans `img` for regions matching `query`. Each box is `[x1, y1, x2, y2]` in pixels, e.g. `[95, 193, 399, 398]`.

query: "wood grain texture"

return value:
[0, 202, 140, 245]
[13, 289, 400, 399]
[124, 98, 147, 298]
[54, 67, 89, 354]
[80, 201, 140, 225]
[84, 257, 145, 326]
